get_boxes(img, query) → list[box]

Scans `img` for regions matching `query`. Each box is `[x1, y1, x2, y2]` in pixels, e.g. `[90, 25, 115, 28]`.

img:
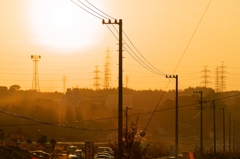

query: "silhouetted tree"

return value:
[38, 135, 48, 145]
[27, 139, 32, 144]
[110, 118, 150, 159]
[9, 85, 20, 91]
[50, 139, 56, 149]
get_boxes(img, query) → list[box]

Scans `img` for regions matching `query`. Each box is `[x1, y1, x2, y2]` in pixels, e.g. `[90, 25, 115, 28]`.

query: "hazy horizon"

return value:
[0, 0, 240, 92]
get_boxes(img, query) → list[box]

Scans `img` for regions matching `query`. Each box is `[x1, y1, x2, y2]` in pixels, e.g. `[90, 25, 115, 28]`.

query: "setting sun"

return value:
[29, 0, 101, 49]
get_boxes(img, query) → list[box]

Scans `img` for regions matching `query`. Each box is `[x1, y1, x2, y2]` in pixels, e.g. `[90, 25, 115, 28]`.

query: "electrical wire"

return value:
[70, 0, 167, 77]
[111, 25, 165, 75]
[77, 0, 109, 19]
[85, 0, 115, 19]
[106, 25, 165, 77]
[0, 109, 117, 131]
[123, 30, 166, 75]
[70, 0, 102, 19]
[70, 0, 214, 136]
[1, 92, 239, 127]
[142, 0, 213, 133]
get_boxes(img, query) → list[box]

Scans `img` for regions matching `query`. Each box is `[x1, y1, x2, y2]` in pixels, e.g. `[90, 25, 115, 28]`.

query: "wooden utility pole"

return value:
[166, 75, 178, 159]
[102, 19, 123, 158]
[223, 108, 225, 152]
[193, 91, 203, 155]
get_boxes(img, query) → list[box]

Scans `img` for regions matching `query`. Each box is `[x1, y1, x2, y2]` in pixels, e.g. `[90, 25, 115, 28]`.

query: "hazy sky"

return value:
[0, 0, 240, 92]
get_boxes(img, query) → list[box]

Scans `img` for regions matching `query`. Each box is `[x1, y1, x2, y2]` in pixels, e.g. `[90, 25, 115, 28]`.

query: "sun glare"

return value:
[29, 0, 101, 50]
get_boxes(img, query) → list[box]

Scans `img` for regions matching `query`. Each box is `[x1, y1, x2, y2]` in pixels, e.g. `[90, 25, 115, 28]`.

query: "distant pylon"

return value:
[200, 65, 211, 87]
[214, 66, 219, 92]
[62, 75, 67, 93]
[219, 61, 227, 92]
[125, 75, 129, 88]
[31, 55, 41, 91]
[93, 65, 101, 90]
[103, 48, 112, 89]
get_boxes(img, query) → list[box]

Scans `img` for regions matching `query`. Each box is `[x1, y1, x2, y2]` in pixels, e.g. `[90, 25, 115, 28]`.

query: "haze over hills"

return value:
[0, 85, 239, 152]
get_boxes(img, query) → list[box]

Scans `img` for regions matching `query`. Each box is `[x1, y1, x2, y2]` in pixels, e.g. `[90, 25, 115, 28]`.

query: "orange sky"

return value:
[0, 0, 240, 92]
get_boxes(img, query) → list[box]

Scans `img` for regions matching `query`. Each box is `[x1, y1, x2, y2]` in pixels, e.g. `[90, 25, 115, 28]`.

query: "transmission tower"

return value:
[93, 65, 101, 90]
[214, 66, 219, 92]
[200, 65, 211, 87]
[103, 48, 112, 89]
[219, 61, 227, 92]
[125, 75, 129, 88]
[31, 55, 41, 91]
[62, 75, 67, 93]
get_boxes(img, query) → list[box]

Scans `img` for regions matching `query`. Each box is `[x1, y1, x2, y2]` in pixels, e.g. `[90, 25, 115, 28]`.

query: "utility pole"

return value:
[212, 100, 216, 155]
[166, 75, 178, 159]
[125, 106, 132, 133]
[229, 114, 231, 152]
[223, 108, 225, 152]
[233, 119, 235, 151]
[103, 19, 123, 158]
[193, 91, 203, 155]
[125, 106, 131, 157]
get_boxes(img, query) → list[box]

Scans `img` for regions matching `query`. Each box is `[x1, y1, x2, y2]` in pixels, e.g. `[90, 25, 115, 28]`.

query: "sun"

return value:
[29, 0, 101, 50]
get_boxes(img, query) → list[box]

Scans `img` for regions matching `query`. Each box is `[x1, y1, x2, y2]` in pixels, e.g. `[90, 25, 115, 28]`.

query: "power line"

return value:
[1, 93, 240, 127]
[70, 0, 102, 19]
[0, 109, 117, 131]
[112, 25, 165, 75]
[70, 0, 166, 76]
[77, 0, 109, 19]
[85, 0, 115, 19]
[143, 0, 213, 134]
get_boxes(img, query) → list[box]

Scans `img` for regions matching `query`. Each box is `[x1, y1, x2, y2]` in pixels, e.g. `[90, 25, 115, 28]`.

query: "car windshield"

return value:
[96, 155, 110, 158]
[68, 146, 78, 151]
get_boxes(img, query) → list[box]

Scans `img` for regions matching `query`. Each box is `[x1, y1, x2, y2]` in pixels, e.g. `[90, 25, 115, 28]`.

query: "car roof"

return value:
[68, 154, 78, 158]
[68, 145, 78, 147]
[75, 149, 82, 152]
[95, 155, 111, 158]
[97, 153, 111, 155]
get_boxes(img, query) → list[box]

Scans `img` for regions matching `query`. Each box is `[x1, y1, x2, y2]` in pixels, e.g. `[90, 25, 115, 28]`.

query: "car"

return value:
[68, 154, 79, 159]
[30, 150, 51, 158]
[74, 149, 83, 159]
[166, 155, 183, 159]
[94, 153, 114, 159]
[94, 154, 111, 159]
[97, 147, 114, 156]
[67, 145, 79, 156]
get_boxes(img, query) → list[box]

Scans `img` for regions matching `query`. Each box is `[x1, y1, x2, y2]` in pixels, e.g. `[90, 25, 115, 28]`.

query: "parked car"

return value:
[68, 154, 79, 159]
[94, 154, 111, 159]
[94, 153, 114, 159]
[30, 150, 51, 158]
[74, 149, 83, 159]
[67, 145, 79, 156]
[97, 147, 114, 156]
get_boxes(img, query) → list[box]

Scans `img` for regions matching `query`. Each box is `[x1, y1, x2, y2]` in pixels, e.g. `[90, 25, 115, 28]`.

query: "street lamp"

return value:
[166, 75, 178, 159]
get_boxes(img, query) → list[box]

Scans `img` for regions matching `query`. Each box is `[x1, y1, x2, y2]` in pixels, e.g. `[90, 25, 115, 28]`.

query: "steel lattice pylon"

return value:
[31, 55, 41, 91]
